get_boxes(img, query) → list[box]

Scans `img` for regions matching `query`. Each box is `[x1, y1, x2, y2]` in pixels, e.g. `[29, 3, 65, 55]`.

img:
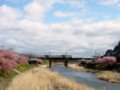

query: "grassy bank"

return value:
[68, 64, 120, 83]
[0, 64, 39, 90]
[6, 65, 94, 90]
[0, 62, 63, 90]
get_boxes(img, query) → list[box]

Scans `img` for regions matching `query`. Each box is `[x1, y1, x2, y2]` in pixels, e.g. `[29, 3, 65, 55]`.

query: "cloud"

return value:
[102, 14, 111, 20]
[53, 11, 78, 17]
[24, 0, 59, 22]
[118, 3, 120, 6]
[5, 0, 32, 3]
[6, 39, 17, 45]
[116, 14, 120, 18]
[1, 14, 120, 56]
[66, 0, 86, 8]
[24, 1, 47, 22]
[0, 5, 22, 21]
[0, 5, 22, 31]
[43, 0, 86, 8]
[70, 19, 84, 26]
[5, 0, 86, 8]
[0, 1, 120, 57]
[53, 9, 89, 18]
[97, 0, 120, 5]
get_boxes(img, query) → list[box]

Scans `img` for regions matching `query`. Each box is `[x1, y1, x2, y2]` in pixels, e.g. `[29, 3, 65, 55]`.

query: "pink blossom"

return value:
[37, 59, 43, 63]
[0, 48, 29, 74]
[17, 55, 29, 65]
[95, 57, 117, 66]
[0, 58, 14, 74]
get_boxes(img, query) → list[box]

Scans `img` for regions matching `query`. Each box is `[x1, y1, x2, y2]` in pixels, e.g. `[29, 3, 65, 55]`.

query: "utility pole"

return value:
[66, 51, 68, 55]
[65, 51, 68, 67]
[49, 51, 51, 67]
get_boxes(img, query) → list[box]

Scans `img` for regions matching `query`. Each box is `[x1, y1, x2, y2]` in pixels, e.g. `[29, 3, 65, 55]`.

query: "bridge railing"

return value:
[28, 51, 104, 61]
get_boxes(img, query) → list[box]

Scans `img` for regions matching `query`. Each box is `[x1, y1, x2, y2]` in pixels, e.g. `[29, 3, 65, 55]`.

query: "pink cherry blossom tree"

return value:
[95, 57, 117, 66]
[0, 48, 29, 74]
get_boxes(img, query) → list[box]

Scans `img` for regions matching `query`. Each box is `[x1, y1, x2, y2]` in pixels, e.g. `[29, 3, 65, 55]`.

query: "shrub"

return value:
[80, 59, 88, 67]
[80, 59, 88, 63]
[100, 56, 104, 58]
[95, 57, 117, 66]
[37, 59, 43, 64]
[0, 70, 5, 76]
[95, 64, 108, 70]
[17, 65, 29, 71]
[117, 54, 120, 62]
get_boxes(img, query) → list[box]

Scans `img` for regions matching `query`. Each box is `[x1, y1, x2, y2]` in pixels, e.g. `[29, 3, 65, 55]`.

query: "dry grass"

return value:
[68, 64, 120, 83]
[68, 64, 87, 72]
[96, 71, 120, 83]
[6, 65, 94, 90]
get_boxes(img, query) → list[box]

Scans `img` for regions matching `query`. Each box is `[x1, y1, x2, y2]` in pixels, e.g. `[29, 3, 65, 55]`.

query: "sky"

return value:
[0, 0, 120, 57]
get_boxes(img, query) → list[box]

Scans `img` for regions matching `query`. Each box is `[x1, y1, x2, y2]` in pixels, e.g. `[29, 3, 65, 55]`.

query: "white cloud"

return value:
[53, 11, 78, 17]
[5, 0, 31, 3]
[24, 1, 46, 22]
[6, 39, 17, 45]
[98, 0, 120, 5]
[53, 9, 89, 17]
[118, 3, 120, 6]
[0, 5, 22, 21]
[70, 19, 84, 26]
[116, 14, 120, 18]
[1, 15, 120, 56]
[102, 14, 111, 20]
[0, 5, 22, 31]
[67, 0, 86, 8]
[41, 0, 86, 8]
[0, 1, 120, 57]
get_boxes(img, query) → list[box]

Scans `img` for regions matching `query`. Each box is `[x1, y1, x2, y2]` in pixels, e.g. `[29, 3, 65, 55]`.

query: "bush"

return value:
[117, 54, 120, 62]
[37, 59, 43, 64]
[80, 59, 88, 63]
[95, 57, 117, 66]
[95, 64, 108, 70]
[0, 70, 5, 76]
[17, 65, 29, 71]
[100, 56, 104, 58]
[80, 59, 88, 67]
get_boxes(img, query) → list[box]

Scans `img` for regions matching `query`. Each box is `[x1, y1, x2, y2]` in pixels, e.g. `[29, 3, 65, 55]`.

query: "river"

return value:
[48, 65, 120, 90]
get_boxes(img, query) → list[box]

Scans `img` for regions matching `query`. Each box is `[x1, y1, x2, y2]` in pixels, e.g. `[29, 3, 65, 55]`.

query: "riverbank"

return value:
[6, 64, 95, 90]
[68, 64, 120, 83]
[0, 64, 43, 90]
[52, 62, 64, 66]
[0, 65, 31, 90]
[0, 62, 63, 90]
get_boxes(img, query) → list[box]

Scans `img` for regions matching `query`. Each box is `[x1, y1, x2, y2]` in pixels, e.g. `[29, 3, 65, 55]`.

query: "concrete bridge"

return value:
[29, 55, 93, 67]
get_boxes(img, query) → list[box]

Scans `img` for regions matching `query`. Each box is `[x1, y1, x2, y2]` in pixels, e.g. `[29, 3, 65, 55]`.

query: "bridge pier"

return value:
[49, 59, 51, 67]
[64, 59, 68, 67]
[49, 59, 68, 67]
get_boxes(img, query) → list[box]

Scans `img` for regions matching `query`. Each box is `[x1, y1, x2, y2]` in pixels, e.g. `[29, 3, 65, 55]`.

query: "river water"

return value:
[48, 65, 120, 90]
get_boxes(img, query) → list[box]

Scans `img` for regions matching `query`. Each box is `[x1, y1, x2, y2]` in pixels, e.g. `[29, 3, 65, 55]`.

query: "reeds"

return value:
[6, 65, 94, 90]
[96, 71, 120, 83]
[69, 64, 120, 83]
[68, 64, 87, 72]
